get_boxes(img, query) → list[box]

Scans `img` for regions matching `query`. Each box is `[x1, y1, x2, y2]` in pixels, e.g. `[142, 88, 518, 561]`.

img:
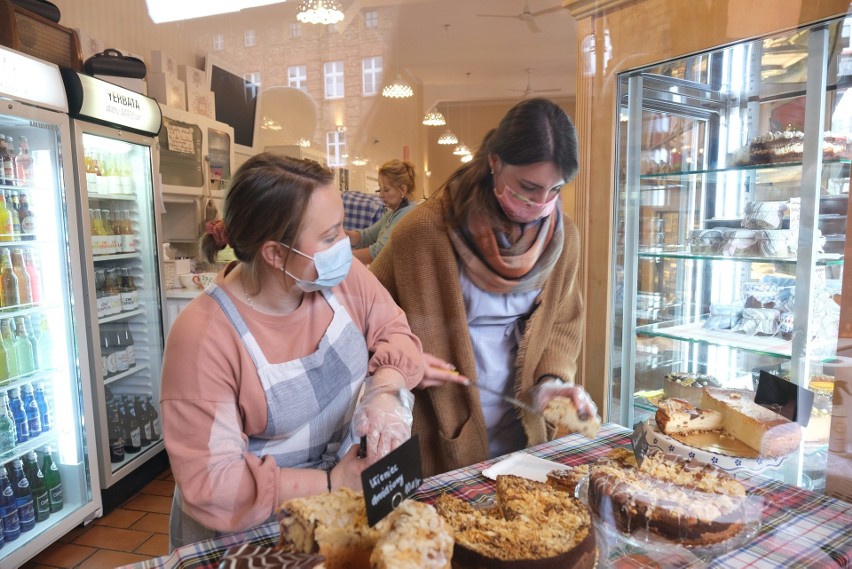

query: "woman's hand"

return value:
[533, 380, 598, 420]
[353, 378, 414, 462]
[419, 353, 470, 388]
[330, 445, 368, 491]
[345, 229, 360, 247]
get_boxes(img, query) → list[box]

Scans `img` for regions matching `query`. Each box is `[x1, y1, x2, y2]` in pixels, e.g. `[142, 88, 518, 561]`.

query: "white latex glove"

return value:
[353, 379, 414, 462]
[533, 380, 598, 421]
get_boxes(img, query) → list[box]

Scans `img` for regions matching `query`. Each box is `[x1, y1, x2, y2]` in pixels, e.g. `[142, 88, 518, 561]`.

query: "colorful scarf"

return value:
[449, 202, 563, 294]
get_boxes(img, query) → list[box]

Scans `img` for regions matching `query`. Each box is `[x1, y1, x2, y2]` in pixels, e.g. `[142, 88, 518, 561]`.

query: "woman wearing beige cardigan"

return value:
[371, 98, 595, 476]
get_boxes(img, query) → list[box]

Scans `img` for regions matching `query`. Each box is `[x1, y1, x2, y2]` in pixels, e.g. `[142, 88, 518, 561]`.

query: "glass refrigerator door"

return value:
[0, 112, 100, 562]
[75, 126, 165, 487]
[611, 17, 850, 491]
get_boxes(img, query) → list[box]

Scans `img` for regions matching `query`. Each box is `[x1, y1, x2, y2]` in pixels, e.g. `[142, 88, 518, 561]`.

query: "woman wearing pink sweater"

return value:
[161, 154, 423, 550]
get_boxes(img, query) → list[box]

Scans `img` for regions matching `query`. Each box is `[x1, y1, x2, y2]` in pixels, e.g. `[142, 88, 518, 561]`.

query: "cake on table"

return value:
[218, 544, 326, 568]
[587, 449, 747, 546]
[277, 488, 452, 569]
[436, 474, 596, 569]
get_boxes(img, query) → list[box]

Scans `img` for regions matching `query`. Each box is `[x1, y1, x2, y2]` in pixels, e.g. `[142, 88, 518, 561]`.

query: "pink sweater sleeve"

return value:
[161, 299, 281, 533]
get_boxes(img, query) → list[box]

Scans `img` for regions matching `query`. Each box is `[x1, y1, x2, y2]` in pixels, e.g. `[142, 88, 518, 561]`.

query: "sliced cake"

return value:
[700, 388, 802, 457]
[655, 397, 723, 435]
[542, 396, 601, 437]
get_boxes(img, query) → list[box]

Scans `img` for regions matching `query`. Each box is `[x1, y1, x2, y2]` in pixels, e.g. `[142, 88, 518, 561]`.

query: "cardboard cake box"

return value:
[179, 64, 206, 86]
[150, 49, 178, 75]
[186, 82, 215, 119]
[148, 72, 186, 110]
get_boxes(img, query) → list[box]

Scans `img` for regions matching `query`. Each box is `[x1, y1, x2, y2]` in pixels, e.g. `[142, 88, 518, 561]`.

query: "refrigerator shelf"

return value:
[110, 439, 164, 473]
[88, 193, 138, 202]
[93, 252, 140, 262]
[0, 429, 60, 462]
[104, 363, 150, 387]
[98, 308, 144, 325]
[637, 158, 851, 180]
[2, 368, 58, 389]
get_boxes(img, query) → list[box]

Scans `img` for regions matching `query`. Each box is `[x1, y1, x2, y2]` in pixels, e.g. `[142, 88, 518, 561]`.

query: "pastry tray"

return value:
[482, 453, 569, 483]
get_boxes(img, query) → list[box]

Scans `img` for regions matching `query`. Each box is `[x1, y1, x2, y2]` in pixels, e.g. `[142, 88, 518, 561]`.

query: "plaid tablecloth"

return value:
[120, 423, 852, 569]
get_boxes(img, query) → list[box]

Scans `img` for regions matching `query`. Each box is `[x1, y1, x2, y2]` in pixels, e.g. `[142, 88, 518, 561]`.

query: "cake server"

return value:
[467, 381, 544, 418]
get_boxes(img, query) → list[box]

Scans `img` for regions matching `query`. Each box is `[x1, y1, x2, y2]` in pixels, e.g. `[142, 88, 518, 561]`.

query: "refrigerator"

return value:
[59, 69, 167, 490]
[0, 46, 101, 566]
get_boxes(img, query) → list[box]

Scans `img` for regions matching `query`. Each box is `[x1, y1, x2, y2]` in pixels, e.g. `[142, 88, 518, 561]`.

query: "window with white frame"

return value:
[245, 29, 256, 47]
[327, 130, 346, 167]
[324, 61, 344, 99]
[290, 22, 301, 38]
[362, 56, 383, 96]
[213, 34, 224, 51]
[288, 65, 307, 91]
[244, 72, 261, 97]
[364, 10, 378, 28]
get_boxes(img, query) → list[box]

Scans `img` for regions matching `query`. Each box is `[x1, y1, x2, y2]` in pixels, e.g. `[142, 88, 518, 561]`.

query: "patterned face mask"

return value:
[493, 183, 559, 223]
[282, 238, 352, 292]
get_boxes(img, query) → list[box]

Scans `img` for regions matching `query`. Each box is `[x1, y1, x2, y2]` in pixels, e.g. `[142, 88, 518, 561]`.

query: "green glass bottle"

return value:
[24, 451, 48, 522]
[1, 319, 19, 379]
[13, 317, 34, 375]
[40, 446, 62, 513]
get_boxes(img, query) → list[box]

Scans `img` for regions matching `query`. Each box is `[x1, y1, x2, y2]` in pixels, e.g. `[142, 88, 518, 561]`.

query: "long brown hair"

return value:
[200, 152, 334, 293]
[439, 98, 578, 232]
[378, 158, 416, 196]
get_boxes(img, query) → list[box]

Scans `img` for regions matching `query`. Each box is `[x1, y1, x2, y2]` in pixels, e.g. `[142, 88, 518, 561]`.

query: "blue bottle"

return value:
[20, 384, 41, 438]
[7, 388, 28, 444]
[10, 459, 33, 532]
[34, 383, 51, 432]
[0, 466, 19, 542]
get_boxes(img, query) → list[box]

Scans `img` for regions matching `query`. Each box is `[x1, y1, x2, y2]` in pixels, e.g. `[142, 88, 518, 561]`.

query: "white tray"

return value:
[482, 453, 569, 482]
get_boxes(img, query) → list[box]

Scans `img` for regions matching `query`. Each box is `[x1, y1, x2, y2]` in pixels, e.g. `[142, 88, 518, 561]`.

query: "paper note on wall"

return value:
[167, 123, 195, 154]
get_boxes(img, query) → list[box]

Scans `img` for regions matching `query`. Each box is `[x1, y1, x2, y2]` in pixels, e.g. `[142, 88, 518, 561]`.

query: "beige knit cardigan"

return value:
[370, 194, 585, 477]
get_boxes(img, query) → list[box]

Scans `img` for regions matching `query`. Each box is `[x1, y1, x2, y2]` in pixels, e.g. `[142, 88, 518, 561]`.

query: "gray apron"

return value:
[169, 284, 369, 551]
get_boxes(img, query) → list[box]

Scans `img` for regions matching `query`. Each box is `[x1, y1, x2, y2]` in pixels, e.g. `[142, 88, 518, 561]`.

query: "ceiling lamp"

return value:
[422, 109, 446, 126]
[452, 142, 470, 156]
[382, 75, 414, 99]
[296, 0, 344, 25]
[460, 153, 473, 163]
[296, 138, 312, 148]
[350, 157, 368, 166]
[437, 128, 458, 145]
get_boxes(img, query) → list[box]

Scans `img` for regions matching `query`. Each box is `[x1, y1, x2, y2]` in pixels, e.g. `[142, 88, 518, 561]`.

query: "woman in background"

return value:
[162, 153, 422, 549]
[371, 98, 595, 476]
[346, 159, 417, 264]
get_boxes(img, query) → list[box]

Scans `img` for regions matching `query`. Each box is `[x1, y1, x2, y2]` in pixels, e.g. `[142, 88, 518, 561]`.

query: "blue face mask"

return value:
[282, 237, 352, 292]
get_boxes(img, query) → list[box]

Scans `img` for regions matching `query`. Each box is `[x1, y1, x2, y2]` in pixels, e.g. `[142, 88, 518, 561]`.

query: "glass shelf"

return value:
[637, 249, 844, 265]
[639, 158, 850, 180]
[637, 319, 794, 358]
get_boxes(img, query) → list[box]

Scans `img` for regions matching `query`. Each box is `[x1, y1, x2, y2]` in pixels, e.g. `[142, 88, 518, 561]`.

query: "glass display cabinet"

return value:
[610, 15, 852, 491]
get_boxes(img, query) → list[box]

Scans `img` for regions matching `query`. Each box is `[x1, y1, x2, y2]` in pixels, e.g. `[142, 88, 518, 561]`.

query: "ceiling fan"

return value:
[507, 68, 562, 98]
[476, 0, 562, 34]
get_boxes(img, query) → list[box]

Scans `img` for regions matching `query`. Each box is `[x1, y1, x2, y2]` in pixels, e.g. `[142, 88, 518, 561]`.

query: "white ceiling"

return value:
[350, 0, 578, 106]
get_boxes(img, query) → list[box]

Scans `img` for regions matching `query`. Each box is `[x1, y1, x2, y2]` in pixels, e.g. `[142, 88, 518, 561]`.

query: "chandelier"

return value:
[296, 0, 344, 25]
[452, 143, 470, 156]
[437, 128, 458, 145]
[422, 109, 446, 126]
[382, 74, 414, 99]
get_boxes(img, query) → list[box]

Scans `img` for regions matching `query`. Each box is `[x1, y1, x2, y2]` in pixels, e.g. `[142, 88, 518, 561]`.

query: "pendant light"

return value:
[422, 108, 446, 126]
[382, 74, 414, 99]
[437, 128, 458, 145]
[296, 0, 344, 25]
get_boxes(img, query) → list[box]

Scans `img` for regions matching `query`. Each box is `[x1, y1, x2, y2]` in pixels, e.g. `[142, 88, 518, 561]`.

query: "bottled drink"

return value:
[103, 268, 122, 315]
[120, 210, 135, 252]
[0, 328, 11, 386]
[40, 446, 62, 513]
[4, 192, 20, 239]
[89, 208, 111, 256]
[0, 466, 19, 542]
[23, 250, 41, 304]
[14, 137, 33, 187]
[24, 315, 38, 371]
[0, 194, 13, 243]
[102, 210, 119, 253]
[107, 403, 125, 463]
[113, 327, 128, 374]
[10, 249, 31, 305]
[146, 395, 160, 440]
[13, 317, 34, 375]
[0, 393, 15, 454]
[119, 269, 134, 312]
[119, 154, 132, 194]
[24, 452, 48, 522]
[0, 250, 19, 308]
[7, 387, 27, 444]
[36, 317, 51, 371]
[0, 321, 18, 379]
[124, 326, 135, 368]
[17, 194, 34, 241]
[33, 383, 51, 432]
[135, 396, 151, 446]
[102, 328, 117, 378]
[20, 384, 40, 438]
[84, 153, 99, 194]
[123, 398, 141, 454]
[10, 458, 33, 532]
[0, 135, 14, 186]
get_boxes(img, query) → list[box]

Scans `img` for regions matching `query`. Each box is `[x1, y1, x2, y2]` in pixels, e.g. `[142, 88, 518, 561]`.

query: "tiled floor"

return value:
[21, 467, 174, 569]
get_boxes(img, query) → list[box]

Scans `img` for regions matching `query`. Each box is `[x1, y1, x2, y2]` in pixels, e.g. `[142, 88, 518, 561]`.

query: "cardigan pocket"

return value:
[436, 414, 486, 471]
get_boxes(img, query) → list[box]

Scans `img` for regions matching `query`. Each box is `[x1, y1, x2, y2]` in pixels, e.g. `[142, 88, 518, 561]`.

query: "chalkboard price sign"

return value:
[361, 435, 422, 527]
